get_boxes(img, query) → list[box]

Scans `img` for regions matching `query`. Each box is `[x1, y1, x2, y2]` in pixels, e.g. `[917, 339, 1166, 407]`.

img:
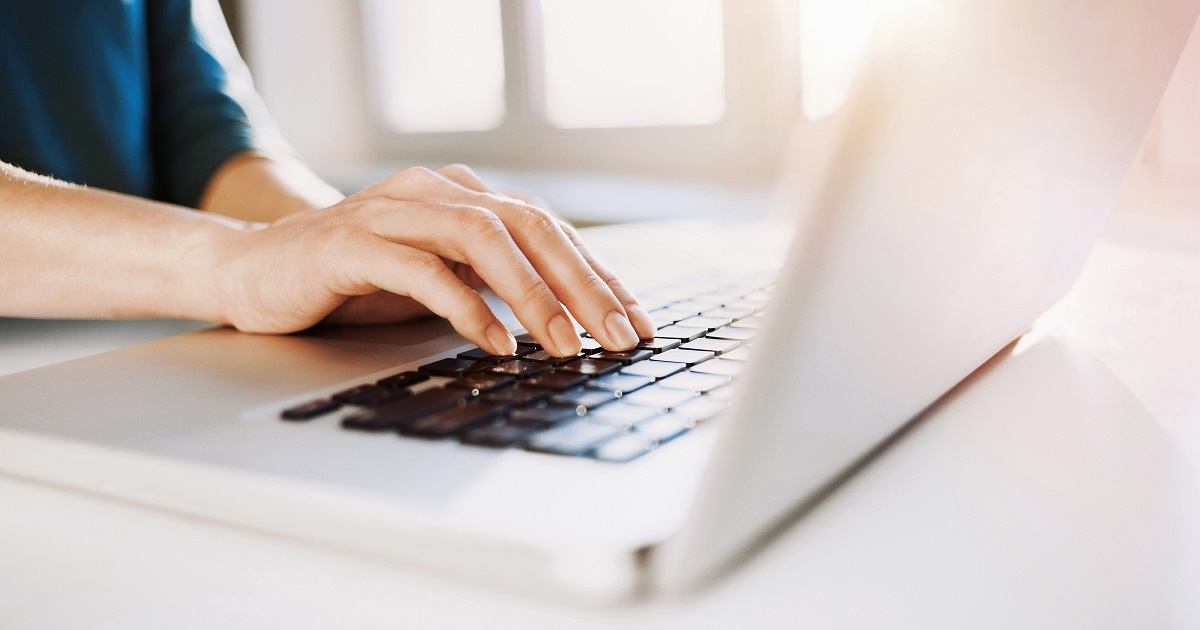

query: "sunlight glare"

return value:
[798, 0, 885, 120]
[370, 0, 506, 133]
[540, 0, 726, 129]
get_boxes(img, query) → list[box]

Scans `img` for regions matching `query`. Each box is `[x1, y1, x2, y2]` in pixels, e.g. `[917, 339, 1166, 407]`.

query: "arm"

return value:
[199, 153, 344, 221]
[0, 160, 657, 355]
[0, 161, 241, 322]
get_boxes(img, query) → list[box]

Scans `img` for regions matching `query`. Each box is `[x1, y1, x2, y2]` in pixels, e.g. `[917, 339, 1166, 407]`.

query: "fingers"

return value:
[352, 241, 517, 356]
[360, 200, 582, 357]
[488, 203, 640, 350]
[435, 163, 497, 194]
[556, 220, 657, 339]
[369, 167, 640, 352]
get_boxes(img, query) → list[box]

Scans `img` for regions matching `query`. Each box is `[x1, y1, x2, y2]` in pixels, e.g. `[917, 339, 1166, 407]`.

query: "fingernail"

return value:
[548, 314, 582, 357]
[487, 322, 517, 356]
[624, 304, 656, 339]
[605, 310, 639, 350]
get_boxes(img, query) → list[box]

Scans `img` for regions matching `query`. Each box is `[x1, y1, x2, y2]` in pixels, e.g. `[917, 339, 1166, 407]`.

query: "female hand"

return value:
[212, 164, 658, 356]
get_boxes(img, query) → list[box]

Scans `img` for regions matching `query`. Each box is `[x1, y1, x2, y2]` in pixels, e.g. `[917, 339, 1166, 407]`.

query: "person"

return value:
[0, 0, 657, 358]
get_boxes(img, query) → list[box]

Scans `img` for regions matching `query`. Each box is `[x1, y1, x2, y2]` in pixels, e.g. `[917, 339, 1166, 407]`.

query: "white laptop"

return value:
[1, 0, 1195, 602]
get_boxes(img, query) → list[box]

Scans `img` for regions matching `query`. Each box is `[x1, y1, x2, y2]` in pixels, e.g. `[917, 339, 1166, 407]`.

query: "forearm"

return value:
[199, 153, 344, 222]
[0, 161, 253, 322]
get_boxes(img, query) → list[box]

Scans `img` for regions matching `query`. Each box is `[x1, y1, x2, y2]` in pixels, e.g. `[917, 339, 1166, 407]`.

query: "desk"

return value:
[1, 198, 1198, 629]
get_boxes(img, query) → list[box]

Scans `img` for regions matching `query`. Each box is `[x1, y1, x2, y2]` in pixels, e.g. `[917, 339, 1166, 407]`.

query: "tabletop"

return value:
[0, 191, 1197, 629]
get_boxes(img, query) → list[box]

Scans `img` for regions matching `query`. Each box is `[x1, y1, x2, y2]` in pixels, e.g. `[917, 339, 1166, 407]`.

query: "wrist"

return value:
[168, 215, 260, 326]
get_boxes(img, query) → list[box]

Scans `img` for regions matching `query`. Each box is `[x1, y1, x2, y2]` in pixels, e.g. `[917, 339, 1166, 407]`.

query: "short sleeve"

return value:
[146, 0, 293, 208]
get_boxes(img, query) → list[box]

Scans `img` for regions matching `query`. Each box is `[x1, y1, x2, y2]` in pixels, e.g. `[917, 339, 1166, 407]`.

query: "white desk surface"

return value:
[1, 194, 1198, 629]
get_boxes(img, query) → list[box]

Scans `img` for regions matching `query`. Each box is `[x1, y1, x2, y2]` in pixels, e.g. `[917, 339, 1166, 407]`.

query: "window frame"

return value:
[360, 0, 799, 184]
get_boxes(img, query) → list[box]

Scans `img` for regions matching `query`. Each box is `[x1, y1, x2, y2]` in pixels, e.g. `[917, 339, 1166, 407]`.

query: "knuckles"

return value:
[510, 203, 558, 236]
[579, 272, 610, 294]
[454, 205, 509, 243]
[437, 163, 483, 185]
[384, 166, 440, 189]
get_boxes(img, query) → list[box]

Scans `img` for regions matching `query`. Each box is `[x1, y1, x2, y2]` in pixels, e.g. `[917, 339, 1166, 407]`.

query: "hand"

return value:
[211, 165, 658, 356]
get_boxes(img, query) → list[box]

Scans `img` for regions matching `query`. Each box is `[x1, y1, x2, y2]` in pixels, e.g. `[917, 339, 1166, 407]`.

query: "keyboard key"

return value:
[400, 402, 511, 439]
[649, 307, 696, 321]
[703, 307, 754, 321]
[697, 292, 746, 306]
[586, 373, 654, 396]
[488, 359, 552, 377]
[707, 327, 756, 341]
[670, 300, 720, 313]
[557, 358, 621, 377]
[657, 371, 730, 393]
[721, 347, 753, 361]
[706, 384, 739, 401]
[363, 389, 415, 408]
[673, 397, 730, 423]
[332, 384, 412, 408]
[634, 413, 692, 443]
[460, 421, 537, 448]
[456, 346, 534, 362]
[622, 386, 697, 410]
[652, 348, 715, 366]
[522, 371, 589, 391]
[722, 299, 762, 312]
[549, 388, 618, 413]
[446, 373, 517, 396]
[341, 388, 471, 432]
[514, 332, 540, 347]
[331, 384, 387, 405]
[525, 420, 621, 456]
[579, 338, 604, 353]
[636, 337, 682, 353]
[620, 361, 685, 380]
[376, 371, 430, 389]
[681, 338, 740, 354]
[591, 434, 658, 463]
[508, 403, 584, 427]
[419, 358, 491, 377]
[280, 398, 341, 421]
[481, 385, 553, 407]
[690, 358, 744, 376]
[521, 350, 584, 365]
[590, 349, 653, 365]
[653, 326, 706, 341]
[674, 316, 732, 331]
[729, 319, 762, 330]
[587, 401, 660, 430]
[651, 316, 677, 329]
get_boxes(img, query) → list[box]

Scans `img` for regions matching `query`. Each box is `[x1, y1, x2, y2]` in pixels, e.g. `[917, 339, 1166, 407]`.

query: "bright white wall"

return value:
[240, 0, 377, 171]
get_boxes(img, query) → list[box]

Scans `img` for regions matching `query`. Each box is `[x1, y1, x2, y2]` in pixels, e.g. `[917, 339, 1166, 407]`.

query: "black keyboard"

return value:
[279, 272, 775, 463]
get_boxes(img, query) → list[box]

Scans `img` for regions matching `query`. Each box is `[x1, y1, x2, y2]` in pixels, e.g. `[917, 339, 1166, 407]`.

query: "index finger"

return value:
[379, 164, 648, 350]
[435, 165, 656, 338]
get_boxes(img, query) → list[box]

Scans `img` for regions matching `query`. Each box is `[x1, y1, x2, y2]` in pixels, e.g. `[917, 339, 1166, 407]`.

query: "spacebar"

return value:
[341, 388, 471, 432]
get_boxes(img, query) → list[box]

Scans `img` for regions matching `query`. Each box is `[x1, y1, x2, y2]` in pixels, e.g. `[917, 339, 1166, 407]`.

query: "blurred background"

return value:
[216, 0, 1200, 225]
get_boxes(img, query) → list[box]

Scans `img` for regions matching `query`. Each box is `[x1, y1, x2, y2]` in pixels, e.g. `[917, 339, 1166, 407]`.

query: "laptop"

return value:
[1, 0, 1194, 602]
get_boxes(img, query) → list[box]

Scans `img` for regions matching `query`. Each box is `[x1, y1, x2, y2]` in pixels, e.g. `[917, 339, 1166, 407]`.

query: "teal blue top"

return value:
[0, 0, 283, 207]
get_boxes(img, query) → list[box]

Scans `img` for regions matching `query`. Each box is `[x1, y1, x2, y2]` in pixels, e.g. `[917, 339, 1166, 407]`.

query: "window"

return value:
[360, 0, 797, 184]
[370, 0, 507, 133]
[538, 0, 726, 129]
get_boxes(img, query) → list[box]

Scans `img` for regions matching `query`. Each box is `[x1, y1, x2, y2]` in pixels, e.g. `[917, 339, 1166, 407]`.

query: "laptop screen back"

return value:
[658, 0, 1200, 589]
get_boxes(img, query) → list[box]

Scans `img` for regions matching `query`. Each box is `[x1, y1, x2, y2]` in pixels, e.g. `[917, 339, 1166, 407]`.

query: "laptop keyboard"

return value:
[278, 272, 775, 463]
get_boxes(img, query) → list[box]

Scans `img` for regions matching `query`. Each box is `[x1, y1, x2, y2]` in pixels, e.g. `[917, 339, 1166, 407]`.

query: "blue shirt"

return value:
[0, 0, 283, 208]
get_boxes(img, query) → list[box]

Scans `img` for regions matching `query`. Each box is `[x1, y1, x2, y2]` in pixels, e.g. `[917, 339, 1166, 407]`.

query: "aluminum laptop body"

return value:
[0, 0, 1194, 602]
